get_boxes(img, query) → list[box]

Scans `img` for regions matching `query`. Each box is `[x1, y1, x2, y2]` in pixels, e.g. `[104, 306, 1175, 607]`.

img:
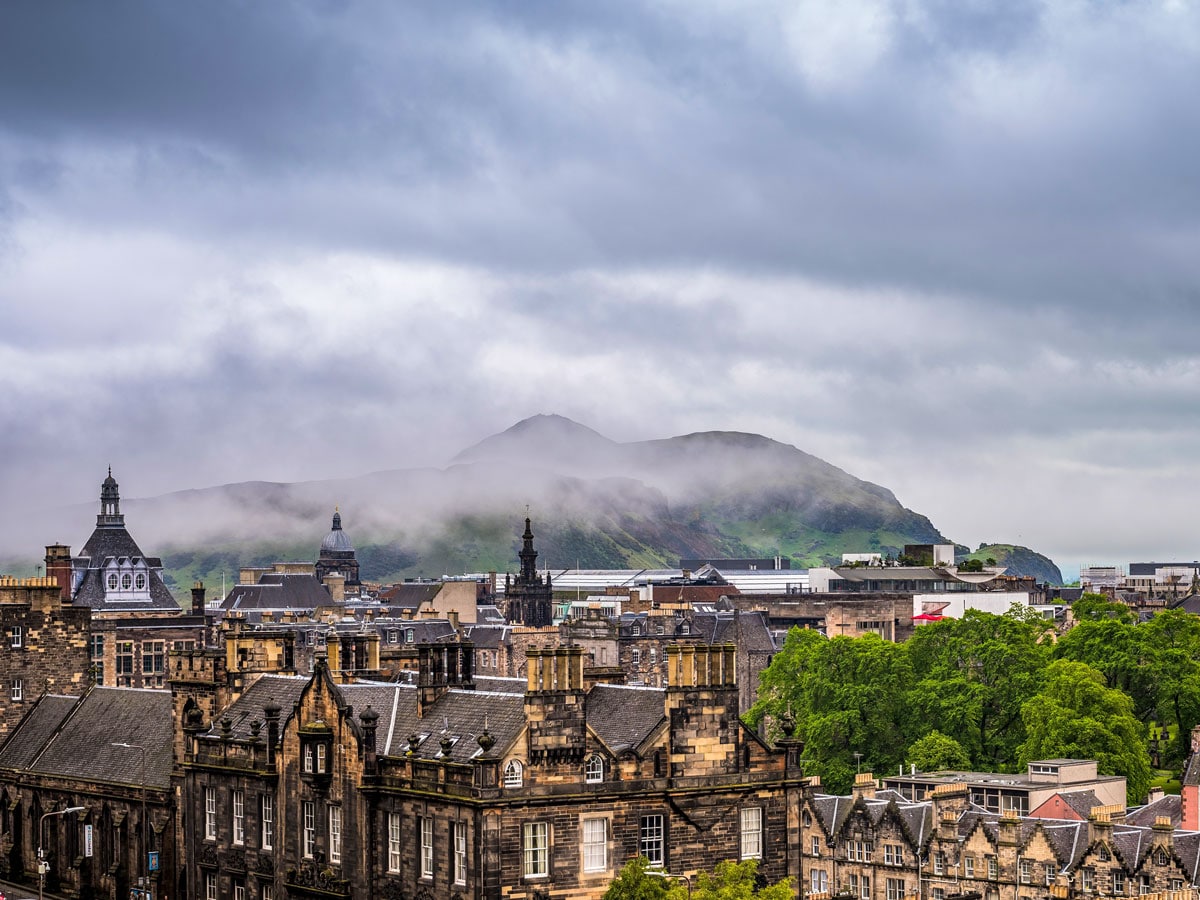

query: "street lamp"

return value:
[112, 741, 149, 898]
[648, 867, 693, 896]
[39, 805, 85, 900]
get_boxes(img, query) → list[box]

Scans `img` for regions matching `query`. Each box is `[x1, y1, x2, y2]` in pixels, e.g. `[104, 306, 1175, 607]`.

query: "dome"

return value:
[320, 510, 354, 553]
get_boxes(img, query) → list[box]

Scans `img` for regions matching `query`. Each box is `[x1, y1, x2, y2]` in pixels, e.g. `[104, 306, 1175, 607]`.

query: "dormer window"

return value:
[406, 629, 415, 643]
[680, 623, 690, 635]
[631, 625, 641, 636]
[122, 574, 132, 590]
[504, 760, 524, 788]
[136, 573, 146, 590]
[585, 755, 604, 784]
[108, 574, 118, 590]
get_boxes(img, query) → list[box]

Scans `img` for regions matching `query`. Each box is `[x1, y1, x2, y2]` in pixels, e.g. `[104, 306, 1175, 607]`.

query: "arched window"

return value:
[121, 573, 132, 590]
[504, 759, 523, 788]
[802, 811, 812, 827]
[585, 755, 604, 784]
[107, 574, 118, 590]
[135, 573, 146, 590]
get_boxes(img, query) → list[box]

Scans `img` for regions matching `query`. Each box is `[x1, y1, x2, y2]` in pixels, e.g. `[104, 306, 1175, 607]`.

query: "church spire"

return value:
[519, 517, 538, 582]
[97, 468, 124, 527]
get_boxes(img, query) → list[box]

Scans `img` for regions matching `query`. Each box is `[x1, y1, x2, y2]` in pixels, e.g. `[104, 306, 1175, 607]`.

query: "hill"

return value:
[959, 543, 1064, 585]
[1, 415, 1054, 591]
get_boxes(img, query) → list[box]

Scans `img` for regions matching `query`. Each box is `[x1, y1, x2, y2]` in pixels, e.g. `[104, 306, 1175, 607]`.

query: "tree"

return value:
[907, 730, 971, 772]
[686, 860, 793, 900]
[1017, 659, 1152, 803]
[906, 609, 1050, 771]
[1071, 593, 1136, 624]
[603, 857, 673, 900]
[749, 629, 915, 792]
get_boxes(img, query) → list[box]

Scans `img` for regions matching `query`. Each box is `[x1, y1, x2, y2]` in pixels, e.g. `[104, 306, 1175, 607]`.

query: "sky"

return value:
[2, 0, 1200, 575]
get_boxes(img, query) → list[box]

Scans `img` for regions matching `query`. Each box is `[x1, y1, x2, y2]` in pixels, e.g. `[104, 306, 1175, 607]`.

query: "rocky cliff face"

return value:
[960, 543, 1064, 585]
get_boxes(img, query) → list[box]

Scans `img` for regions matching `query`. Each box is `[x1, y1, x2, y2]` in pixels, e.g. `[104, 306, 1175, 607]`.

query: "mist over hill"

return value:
[1, 414, 1060, 590]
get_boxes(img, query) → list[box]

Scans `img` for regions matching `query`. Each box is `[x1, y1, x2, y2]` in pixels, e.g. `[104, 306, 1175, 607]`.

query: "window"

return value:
[861, 876, 871, 899]
[1019, 859, 1031, 884]
[964, 856, 975, 878]
[849, 874, 859, 896]
[388, 630, 398, 644]
[453, 821, 467, 885]
[108, 573, 119, 590]
[232, 790, 245, 845]
[233, 881, 246, 900]
[649, 648, 657, 664]
[935, 852, 946, 875]
[9, 625, 22, 648]
[406, 629, 415, 643]
[885, 844, 903, 866]
[504, 759, 523, 788]
[741, 808, 762, 860]
[1171, 879, 1183, 892]
[1155, 850, 1168, 866]
[811, 870, 829, 893]
[1099, 846, 1111, 862]
[812, 836, 821, 856]
[116, 641, 134, 686]
[302, 801, 315, 859]
[142, 641, 166, 685]
[523, 822, 549, 878]
[851, 840, 873, 862]
[1046, 866, 1056, 886]
[1140, 875, 1152, 895]
[388, 813, 402, 873]
[932, 889, 945, 900]
[420, 817, 433, 878]
[988, 856, 998, 880]
[680, 622, 690, 635]
[262, 885, 273, 900]
[91, 634, 105, 685]
[631, 625, 641, 636]
[205, 872, 217, 900]
[585, 755, 604, 784]
[261, 795, 274, 850]
[802, 811, 812, 827]
[1113, 871, 1126, 895]
[886, 877, 905, 900]
[10, 678, 22, 702]
[631, 648, 641, 665]
[583, 818, 607, 873]
[639, 815, 664, 867]
[205, 788, 217, 840]
[317, 743, 327, 773]
[328, 806, 342, 864]
[121, 573, 132, 590]
[303, 744, 314, 773]
[136, 573, 146, 590]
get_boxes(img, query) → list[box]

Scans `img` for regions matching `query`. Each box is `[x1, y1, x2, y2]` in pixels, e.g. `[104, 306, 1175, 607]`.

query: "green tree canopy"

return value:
[603, 857, 673, 900]
[905, 609, 1050, 770]
[1071, 593, 1136, 624]
[1017, 659, 1152, 803]
[907, 730, 971, 772]
[604, 858, 792, 900]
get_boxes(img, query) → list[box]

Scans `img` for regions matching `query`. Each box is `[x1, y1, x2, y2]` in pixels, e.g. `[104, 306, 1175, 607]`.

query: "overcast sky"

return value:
[2, 0, 1199, 574]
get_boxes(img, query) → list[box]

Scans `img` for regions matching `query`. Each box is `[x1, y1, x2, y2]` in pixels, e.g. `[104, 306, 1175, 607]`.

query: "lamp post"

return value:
[39, 805, 85, 900]
[648, 867, 693, 896]
[112, 741, 149, 899]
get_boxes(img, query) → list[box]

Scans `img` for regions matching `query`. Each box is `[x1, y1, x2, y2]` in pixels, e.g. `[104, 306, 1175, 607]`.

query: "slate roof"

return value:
[685, 610, 776, 651]
[585, 683, 666, 754]
[465, 624, 511, 648]
[378, 583, 443, 610]
[198, 675, 310, 740]
[219, 573, 332, 611]
[1058, 789, 1102, 818]
[0, 687, 173, 789]
[1127, 793, 1184, 828]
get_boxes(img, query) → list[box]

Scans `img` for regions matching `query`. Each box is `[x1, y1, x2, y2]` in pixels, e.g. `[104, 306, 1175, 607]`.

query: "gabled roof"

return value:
[585, 683, 666, 754]
[1127, 794, 1183, 828]
[0, 687, 173, 788]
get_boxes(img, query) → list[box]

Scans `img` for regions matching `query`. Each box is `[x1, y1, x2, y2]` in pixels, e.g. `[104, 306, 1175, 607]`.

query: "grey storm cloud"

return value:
[1, 0, 1200, 569]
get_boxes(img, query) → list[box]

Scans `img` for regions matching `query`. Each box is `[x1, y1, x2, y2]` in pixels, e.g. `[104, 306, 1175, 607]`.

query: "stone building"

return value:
[504, 518, 553, 627]
[0, 686, 174, 900]
[0, 575, 90, 736]
[799, 774, 1200, 900]
[175, 641, 806, 900]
